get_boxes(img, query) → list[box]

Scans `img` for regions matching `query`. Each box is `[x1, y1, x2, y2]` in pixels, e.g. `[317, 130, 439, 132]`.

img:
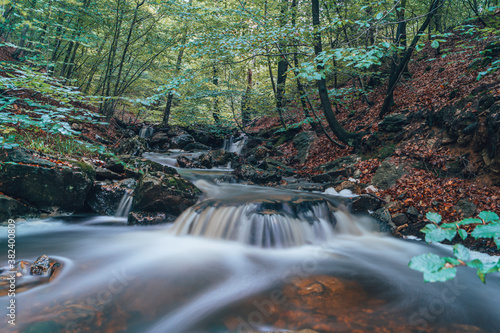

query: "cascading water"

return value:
[223, 134, 247, 155]
[2, 162, 500, 332]
[139, 126, 154, 139]
[115, 192, 133, 218]
[171, 182, 354, 248]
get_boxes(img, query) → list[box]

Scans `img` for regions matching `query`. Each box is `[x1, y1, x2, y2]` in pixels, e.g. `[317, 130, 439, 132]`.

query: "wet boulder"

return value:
[233, 164, 282, 184]
[0, 148, 95, 212]
[131, 171, 201, 218]
[371, 208, 396, 233]
[177, 156, 206, 169]
[115, 135, 147, 156]
[348, 195, 384, 214]
[148, 131, 170, 148]
[208, 149, 237, 167]
[262, 158, 297, 177]
[183, 142, 211, 151]
[118, 155, 178, 176]
[170, 134, 195, 149]
[86, 178, 137, 216]
[0, 194, 39, 222]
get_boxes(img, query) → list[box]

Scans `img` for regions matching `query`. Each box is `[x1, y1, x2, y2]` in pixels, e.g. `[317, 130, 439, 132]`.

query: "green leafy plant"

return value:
[409, 211, 500, 283]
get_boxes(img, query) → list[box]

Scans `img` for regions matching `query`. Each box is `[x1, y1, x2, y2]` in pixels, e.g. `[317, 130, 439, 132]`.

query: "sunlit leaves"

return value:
[411, 212, 500, 283]
[426, 212, 442, 224]
[421, 223, 456, 243]
[409, 253, 457, 282]
[479, 211, 500, 223]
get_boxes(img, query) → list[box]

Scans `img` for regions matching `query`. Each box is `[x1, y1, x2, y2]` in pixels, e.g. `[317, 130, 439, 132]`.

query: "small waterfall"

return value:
[223, 134, 246, 155]
[115, 192, 133, 218]
[139, 126, 154, 139]
[171, 195, 344, 248]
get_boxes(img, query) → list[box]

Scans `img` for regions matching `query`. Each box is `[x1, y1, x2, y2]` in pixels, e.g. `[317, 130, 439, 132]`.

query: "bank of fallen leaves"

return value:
[249, 22, 500, 251]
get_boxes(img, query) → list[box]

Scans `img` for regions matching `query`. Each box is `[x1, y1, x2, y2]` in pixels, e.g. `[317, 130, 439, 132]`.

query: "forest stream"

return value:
[1, 148, 500, 333]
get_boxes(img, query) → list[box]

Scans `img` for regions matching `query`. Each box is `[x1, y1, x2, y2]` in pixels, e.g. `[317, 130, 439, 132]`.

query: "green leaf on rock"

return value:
[421, 224, 456, 243]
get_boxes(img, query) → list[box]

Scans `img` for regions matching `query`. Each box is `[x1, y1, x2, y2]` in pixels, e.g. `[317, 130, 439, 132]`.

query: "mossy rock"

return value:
[118, 156, 177, 176]
[377, 145, 396, 160]
[0, 161, 94, 211]
[132, 172, 201, 215]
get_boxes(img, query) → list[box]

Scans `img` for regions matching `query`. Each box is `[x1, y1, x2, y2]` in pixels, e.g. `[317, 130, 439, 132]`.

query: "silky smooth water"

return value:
[1, 162, 500, 332]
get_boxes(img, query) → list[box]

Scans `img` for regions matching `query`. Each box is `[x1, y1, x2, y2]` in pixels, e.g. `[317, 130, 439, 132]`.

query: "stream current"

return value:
[1, 149, 500, 333]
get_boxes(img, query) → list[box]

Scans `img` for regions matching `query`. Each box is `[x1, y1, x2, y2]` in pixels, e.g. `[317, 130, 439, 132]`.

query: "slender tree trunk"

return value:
[12, 24, 29, 60]
[212, 65, 220, 124]
[100, 0, 124, 116]
[312, 0, 359, 146]
[162, 45, 185, 126]
[275, 0, 289, 127]
[241, 68, 253, 126]
[162, 0, 191, 126]
[264, 0, 277, 99]
[379, 0, 444, 118]
[113, 0, 145, 97]
[291, 0, 309, 119]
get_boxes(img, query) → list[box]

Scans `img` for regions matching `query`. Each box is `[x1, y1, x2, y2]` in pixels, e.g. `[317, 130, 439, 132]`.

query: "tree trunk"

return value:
[275, 0, 289, 127]
[379, 0, 444, 119]
[212, 65, 220, 124]
[162, 44, 185, 126]
[241, 68, 253, 127]
[311, 0, 359, 146]
[162, 0, 191, 126]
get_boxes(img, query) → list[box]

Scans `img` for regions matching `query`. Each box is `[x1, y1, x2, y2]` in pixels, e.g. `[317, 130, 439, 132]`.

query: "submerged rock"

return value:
[128, 212, 176, 225]
[0, 255, 61, 297]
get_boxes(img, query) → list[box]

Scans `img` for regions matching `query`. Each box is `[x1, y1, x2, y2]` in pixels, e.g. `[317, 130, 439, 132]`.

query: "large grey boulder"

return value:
[371, 161, 406, 190]
[293, 131, 317, 164]
[170, 134, 195, 149]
